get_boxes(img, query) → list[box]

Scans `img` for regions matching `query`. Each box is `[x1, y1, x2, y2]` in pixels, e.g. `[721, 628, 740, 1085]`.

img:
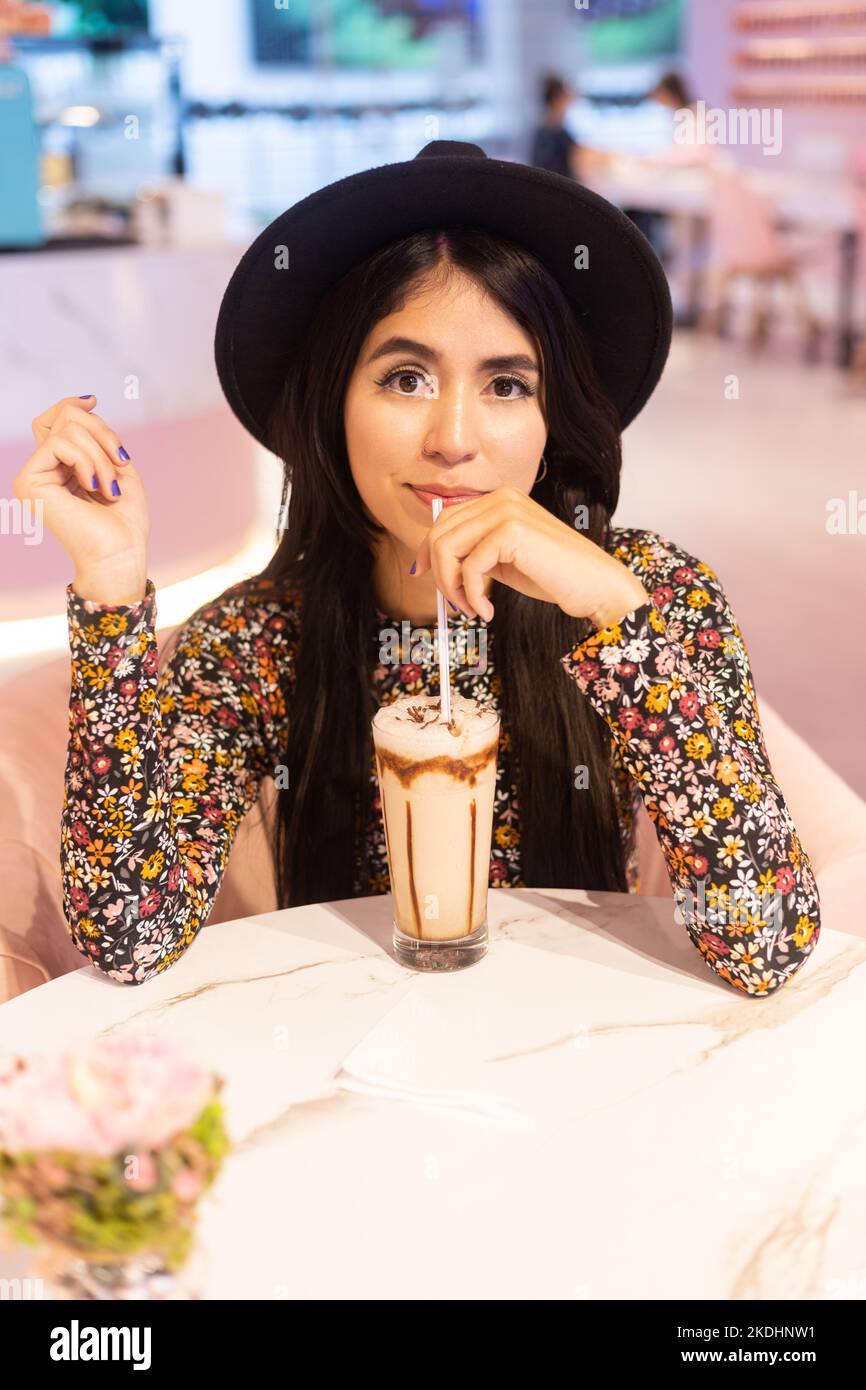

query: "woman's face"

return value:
[344, 268, 548, 564]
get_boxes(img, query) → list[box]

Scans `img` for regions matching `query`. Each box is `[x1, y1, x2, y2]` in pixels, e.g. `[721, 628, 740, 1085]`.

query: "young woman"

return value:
[14, 141, 820, 994]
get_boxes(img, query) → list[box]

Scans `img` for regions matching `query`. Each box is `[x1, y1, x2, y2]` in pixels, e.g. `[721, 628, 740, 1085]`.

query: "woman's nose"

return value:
[422, 391, 479, 463]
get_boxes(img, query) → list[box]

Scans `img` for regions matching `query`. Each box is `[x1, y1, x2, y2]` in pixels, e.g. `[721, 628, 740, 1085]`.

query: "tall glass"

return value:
[372, 693, 501, 971]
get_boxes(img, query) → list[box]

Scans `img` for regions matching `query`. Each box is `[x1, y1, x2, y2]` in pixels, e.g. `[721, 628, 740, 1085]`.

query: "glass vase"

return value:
[29, 1236, 205, 1300]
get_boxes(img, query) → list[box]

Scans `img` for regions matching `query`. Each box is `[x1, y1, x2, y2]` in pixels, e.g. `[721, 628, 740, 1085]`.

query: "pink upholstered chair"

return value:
[702, 166, 822, 351]
[0, 621, 277, 1004]
[1, 624, 864, 1004]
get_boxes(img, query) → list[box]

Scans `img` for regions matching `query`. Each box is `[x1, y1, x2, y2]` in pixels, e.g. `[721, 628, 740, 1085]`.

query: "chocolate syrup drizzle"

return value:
[375, 738, 498, 788]
[399, 697, 495, 740]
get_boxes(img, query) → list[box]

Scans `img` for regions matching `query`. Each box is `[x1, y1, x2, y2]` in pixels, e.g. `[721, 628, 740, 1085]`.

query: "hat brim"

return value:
[214, 152, 673, 446]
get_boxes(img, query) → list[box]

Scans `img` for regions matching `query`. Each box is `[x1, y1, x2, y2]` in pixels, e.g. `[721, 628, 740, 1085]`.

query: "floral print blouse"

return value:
[61, 526, 821, 996]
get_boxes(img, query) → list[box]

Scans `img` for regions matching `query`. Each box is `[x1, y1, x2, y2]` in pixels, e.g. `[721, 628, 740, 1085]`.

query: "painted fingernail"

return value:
[409, 560, 417, 575]
[79, 393, 94, 399]
[447, 600, 458, 612]
[111, 480, 121, 497]
[117, 445, 130, 461]
[91, 473, 99, 489]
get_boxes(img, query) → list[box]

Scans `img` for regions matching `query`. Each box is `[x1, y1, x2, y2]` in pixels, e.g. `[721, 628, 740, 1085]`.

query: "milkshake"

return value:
[372, 692, 501, 970]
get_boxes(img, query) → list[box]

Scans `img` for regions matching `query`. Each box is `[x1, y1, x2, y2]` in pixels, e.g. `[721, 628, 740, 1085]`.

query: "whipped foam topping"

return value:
[372, 692, 499, 753]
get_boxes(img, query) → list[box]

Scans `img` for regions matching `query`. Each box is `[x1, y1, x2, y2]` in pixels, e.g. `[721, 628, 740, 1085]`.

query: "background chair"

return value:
[701, 167, 823, 357]
[1, 625, 863, 1005]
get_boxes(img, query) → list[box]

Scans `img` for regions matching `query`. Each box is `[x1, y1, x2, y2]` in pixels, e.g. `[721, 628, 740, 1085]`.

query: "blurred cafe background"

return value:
[1, 0, 865, 808]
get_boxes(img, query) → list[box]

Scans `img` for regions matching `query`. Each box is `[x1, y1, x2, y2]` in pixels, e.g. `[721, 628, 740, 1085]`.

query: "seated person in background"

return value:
[648, 70, 693, 116]
[622, 70, 706, 258]
[640, 69, 713, 168]
[529, 72, 612, 184]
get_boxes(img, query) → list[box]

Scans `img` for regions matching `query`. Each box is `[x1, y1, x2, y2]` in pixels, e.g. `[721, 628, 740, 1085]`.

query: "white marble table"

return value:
[1, 887, 864, 1300]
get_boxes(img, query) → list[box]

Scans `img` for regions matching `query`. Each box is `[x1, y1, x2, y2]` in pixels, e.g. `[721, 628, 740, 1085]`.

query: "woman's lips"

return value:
[406, 485, 486, 508]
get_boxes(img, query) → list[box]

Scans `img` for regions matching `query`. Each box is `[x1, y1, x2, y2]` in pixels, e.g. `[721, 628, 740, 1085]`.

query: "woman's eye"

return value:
[491, 375, 534, 399]
[376, 366, 435, 396]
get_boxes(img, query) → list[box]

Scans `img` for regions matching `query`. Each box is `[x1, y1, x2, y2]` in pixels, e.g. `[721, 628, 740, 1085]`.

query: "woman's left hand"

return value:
[410, 485, 651, 630]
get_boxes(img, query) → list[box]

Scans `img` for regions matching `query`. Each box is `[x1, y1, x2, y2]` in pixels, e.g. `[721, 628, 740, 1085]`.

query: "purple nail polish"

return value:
[91, 473, 99, 489]
[409, 560, 417, 575]
[111, 480, 121, 497]
[447, 600, 458, 612]
[117, 445, 130, 461]
[79, 393, 93, 399]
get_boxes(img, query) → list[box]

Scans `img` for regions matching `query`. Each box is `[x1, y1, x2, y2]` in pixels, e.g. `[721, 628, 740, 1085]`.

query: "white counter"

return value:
[0, 240, 278, 661]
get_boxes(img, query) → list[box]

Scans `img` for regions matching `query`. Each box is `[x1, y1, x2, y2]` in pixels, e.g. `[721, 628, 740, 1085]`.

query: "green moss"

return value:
[0, 1099, 230, 1265]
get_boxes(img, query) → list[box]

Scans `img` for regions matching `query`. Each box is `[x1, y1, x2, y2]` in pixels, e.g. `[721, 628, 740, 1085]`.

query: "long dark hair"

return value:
[257, 226, 629, 908]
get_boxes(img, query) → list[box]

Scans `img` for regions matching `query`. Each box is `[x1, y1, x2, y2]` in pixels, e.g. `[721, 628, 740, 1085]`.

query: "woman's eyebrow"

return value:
[366, 335, 540, 375]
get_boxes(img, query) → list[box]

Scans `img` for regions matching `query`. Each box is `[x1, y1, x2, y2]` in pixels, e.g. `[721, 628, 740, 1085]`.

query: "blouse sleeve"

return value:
[61, 578, 272, 986]
[559, 533, 821, 998]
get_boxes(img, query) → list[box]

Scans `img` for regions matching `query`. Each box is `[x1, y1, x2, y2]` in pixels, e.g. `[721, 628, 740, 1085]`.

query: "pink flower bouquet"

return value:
[0, 1034, 230, 1283]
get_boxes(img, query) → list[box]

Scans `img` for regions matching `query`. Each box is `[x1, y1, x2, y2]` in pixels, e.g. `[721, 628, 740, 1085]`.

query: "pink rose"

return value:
[0, 1035, 218, 1157]
[170, 1169, 203, 1203]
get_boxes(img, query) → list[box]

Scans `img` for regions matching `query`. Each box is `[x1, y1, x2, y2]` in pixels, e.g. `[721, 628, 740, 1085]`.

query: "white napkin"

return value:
[333, 920, 723, 1133]
[335, 1069, 532, 1126]
[333, 939, 625, 1129]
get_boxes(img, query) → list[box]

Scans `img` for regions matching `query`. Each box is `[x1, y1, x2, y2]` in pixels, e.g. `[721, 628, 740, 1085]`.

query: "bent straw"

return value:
[431, 496, 452, 725]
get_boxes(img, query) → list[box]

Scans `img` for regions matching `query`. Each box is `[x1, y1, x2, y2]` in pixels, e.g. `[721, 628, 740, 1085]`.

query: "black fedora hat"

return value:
[214, 139, 672, 448]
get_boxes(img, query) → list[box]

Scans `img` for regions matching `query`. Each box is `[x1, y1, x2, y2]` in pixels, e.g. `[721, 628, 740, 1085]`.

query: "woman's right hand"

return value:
[12, 395, 150, 603]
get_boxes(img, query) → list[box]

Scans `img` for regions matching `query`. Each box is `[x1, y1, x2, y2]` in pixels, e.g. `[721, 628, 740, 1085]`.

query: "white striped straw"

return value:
[431, 496, 451, 725]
